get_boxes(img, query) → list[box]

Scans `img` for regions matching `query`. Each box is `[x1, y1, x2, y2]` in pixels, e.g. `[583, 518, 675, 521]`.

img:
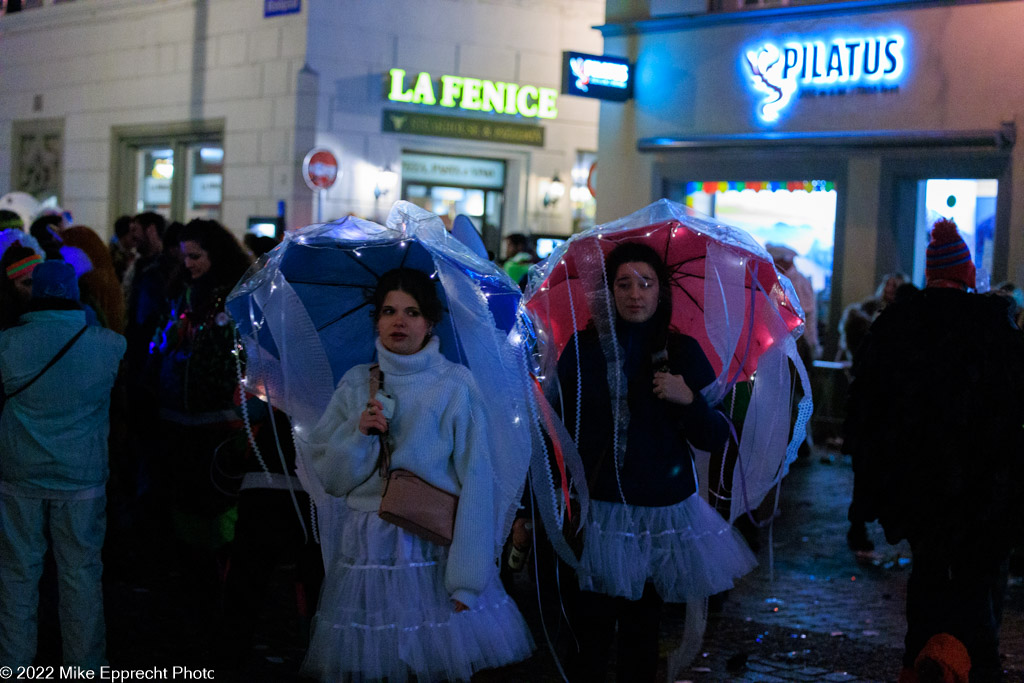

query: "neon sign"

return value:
[745, 33, 906, 123]
[387, 69, 558, 120]
[561, 51, 632, 102]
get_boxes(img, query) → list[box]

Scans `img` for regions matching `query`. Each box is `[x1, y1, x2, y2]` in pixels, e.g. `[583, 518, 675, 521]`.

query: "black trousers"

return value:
[566, 584, 664, 683]
[905, 536, 1009, 683]
[218, 488, 324, 672]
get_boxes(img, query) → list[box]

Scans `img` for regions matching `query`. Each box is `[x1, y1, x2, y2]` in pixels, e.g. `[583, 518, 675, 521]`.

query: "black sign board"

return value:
[381, 109, 544, 147]
[562, 51, 632, 102]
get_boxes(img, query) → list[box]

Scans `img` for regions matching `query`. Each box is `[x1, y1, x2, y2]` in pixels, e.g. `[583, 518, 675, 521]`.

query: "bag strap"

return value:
[368, 364, 392, 478]
[5, 324, 89, 400]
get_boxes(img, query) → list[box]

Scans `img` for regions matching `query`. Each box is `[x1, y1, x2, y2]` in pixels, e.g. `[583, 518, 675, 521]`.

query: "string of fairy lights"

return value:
[685, 180, 836, 194]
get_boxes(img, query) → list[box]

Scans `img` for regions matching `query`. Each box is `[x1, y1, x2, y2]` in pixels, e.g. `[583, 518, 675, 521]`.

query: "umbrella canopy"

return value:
[227, 201, 532, 560]
[524, 199, 804, 403]
[522, 199, 812, 522]
[231, 212, 519, 392]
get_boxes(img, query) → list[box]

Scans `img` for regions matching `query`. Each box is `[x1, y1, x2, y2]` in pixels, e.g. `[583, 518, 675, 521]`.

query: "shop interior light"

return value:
[153, 159, 174, 179]
[199, 147, 224, 164]
[543, 173, 565, 207]
[374, 165, 399, 200]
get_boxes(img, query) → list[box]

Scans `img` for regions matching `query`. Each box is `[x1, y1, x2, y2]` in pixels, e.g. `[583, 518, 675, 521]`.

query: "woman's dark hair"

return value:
[371, 268, 443, 325]
[604, 241, 673, 332]
[29, 215, 64, 261]
[163, 221, 185, 253]
[178, 219, 253, 289]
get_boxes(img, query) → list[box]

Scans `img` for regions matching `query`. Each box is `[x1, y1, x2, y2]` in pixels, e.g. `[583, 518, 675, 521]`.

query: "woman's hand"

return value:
[453, 600, 469, 613]
[653, 371, 694, 405]
[358, 398, 389, 435]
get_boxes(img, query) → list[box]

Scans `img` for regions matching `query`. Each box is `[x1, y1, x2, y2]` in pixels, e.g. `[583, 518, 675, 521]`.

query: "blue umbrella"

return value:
[229, 206, 520, 394]
[227, 202, 533, 560]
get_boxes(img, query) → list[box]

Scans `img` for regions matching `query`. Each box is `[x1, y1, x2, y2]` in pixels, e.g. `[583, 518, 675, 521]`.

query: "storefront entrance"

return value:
[887, 150, 1011, 294]
[901, 178, 998, 290]
[400, 152, 505, 257]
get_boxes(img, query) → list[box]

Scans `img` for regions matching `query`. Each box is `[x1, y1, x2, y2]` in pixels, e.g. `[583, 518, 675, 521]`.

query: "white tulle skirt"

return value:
[302, 507, 534, 682]
[578, 494, 758, 602]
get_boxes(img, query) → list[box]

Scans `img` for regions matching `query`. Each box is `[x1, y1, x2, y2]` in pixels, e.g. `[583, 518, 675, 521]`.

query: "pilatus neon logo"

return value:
[745, 33, 906, 123]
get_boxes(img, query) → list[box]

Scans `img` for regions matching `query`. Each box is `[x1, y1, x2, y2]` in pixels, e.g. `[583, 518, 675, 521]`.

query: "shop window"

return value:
[114, 122, 224, 224]
[676, 179, 837, 345]
[400, 152, 506, 256]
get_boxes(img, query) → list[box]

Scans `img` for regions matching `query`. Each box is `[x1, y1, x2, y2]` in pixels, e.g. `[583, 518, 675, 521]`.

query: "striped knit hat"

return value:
[925, 218, 975, 290]
[3, 246, 42, 282]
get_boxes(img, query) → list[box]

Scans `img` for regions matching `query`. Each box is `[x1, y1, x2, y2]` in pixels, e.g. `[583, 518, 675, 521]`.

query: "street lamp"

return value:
[543, 173, 565, 208]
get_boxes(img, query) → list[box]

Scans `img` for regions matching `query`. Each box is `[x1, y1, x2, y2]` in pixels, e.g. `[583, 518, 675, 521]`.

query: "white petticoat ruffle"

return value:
[302, 507, 534, 683]
[578, 494, 758, 602]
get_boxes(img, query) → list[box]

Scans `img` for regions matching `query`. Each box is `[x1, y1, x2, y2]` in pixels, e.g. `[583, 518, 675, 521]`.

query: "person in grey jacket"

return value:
[0, 260, 126, 670]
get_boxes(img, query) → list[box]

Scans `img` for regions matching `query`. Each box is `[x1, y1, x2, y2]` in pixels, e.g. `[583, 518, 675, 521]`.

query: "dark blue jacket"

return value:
[556, 321, 728, 507]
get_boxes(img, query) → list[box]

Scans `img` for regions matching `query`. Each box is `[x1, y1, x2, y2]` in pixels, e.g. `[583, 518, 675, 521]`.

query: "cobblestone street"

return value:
[482, 449, 1024, 683]
[36, 446, 1021, 682]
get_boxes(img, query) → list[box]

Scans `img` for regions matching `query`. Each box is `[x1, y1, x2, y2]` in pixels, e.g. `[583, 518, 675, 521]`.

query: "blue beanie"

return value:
[31, 260, 80, 301]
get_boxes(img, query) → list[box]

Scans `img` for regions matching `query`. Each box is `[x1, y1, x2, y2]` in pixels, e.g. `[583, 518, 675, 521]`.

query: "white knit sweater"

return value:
[308, 336, 495, 608]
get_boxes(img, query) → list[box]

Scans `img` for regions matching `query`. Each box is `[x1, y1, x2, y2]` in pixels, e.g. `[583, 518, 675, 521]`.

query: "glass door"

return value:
[136, 147, 174, 215]
[911, 178, 997, 291]
[184, 143, 224, 221]
[116, 124, 223, 224]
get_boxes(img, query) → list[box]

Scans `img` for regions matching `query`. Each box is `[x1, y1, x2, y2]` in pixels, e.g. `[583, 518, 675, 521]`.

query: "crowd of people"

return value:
[0, 209, 1020, 683]
[0, 210, 318, 675]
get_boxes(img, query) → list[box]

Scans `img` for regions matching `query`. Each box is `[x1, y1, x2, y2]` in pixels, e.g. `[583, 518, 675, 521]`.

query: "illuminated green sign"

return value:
[387, 68, 558, 120]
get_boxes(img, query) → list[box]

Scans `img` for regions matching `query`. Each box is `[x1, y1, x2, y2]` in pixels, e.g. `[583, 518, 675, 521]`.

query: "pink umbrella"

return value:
[523, 199, 812, 525]
[524, 200, 804, 402]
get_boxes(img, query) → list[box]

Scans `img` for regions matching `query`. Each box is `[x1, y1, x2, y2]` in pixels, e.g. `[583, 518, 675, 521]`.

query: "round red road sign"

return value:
[302, 148, 339, 191]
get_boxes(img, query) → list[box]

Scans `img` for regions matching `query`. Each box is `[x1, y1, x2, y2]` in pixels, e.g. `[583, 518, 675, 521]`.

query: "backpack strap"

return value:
[4, 324, 89, 400]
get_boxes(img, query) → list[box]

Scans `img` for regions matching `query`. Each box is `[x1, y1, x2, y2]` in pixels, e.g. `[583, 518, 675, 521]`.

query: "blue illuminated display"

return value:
[744, 33, 906, 123]
[562, 51, 633, 102]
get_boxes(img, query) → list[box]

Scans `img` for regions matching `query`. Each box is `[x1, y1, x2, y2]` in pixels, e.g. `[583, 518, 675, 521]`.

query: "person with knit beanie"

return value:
[0, 259, 126, 671]
[0, 242, 44, 330]
[925, 218, 976, 290]
[843, 217, 1024, 682]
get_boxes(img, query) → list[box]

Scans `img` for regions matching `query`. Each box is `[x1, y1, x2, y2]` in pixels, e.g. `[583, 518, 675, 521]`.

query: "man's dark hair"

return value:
[133, 211, 167, 239]
[29, 214, 64, 261]
[371, 268, 443, 326]
[505, 233, 532, 254]
[163, 221, 185, 252]
[114, 215, 133, 239]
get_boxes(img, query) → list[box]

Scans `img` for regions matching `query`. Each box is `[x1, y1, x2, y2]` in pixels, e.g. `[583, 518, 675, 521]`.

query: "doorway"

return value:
[887, 152, 1011, 290]
[907, 178, 997, 290]
[112, 121, 224, 224]
[400, 152, 506, 258]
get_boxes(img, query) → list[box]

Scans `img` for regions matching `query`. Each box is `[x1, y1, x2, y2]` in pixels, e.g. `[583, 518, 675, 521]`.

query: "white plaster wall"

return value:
[0, 0, 309, 238]
[303, 0, 605, 237]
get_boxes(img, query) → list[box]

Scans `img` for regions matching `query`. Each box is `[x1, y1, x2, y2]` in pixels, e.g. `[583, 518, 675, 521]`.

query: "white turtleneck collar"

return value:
[375, 335, 446, 377]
